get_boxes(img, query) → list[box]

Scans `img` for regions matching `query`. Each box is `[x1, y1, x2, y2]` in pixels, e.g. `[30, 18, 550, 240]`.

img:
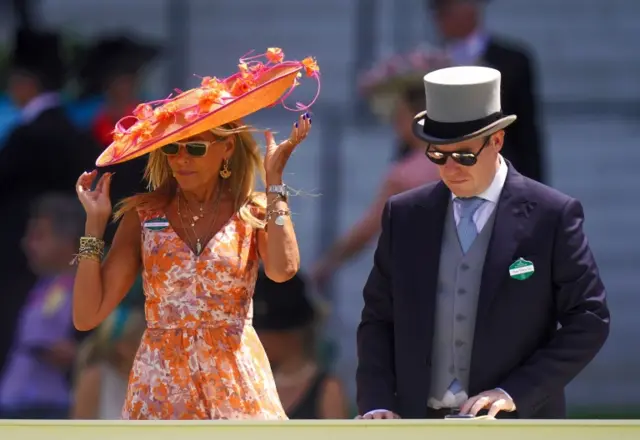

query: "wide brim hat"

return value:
[96, 48, 320, 167]
[412, 65, 516, 145]
[358, 46, 451, 121]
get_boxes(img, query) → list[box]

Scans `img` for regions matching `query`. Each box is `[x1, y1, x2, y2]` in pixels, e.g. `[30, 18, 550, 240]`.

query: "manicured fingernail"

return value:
[302, 114, 307, 120]
[295, 122, 298, 128]
[309, 118, 312, 124]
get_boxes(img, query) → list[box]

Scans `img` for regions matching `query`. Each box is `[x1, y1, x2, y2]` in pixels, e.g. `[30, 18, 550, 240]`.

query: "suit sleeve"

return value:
[499, 198, 610, 417]
[356, 200, 397, 415]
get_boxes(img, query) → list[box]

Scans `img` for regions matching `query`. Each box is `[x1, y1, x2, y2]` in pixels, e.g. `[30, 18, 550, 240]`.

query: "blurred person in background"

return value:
[254, 269, 349, 419]
[0, 193, 85, 419]
[0, 27, 95, 373]
[427, 0, 545, 183]
[72, 307, 146, 419]
[77, 34, 161, 245]
[311, 85, 439, 287]
[73, 35, 161, 311]
[72, 49, 319, 419]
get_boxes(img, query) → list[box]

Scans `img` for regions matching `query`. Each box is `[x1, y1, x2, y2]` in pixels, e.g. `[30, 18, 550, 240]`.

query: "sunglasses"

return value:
[160, 140, 217, 157]
[425, 136, 490, 167]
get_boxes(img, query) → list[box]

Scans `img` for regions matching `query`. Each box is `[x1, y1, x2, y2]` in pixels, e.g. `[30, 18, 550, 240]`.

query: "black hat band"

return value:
[421, 111, 503, 139]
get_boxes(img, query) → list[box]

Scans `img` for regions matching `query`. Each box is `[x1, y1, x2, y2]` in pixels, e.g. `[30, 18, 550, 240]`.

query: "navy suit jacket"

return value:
[356, 166, 610, 419]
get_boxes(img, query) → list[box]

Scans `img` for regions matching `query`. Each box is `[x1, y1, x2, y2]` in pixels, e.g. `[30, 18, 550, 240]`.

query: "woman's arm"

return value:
[318, 376, 350, 419]
[257, 190, 300, 283]
[71, 365, 102, 419]
[73, 210, 141, 330]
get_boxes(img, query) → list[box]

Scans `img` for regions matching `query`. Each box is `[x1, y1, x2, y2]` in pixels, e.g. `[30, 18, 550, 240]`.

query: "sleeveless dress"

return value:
[121, 207, 286, 420]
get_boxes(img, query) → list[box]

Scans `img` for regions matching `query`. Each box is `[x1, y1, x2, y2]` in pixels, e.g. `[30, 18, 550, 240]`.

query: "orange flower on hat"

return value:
[129, 120, 153, 145]
[153, 102, 179, 122]
[266, 47, 284, 64]
[302, 57, 319, 77]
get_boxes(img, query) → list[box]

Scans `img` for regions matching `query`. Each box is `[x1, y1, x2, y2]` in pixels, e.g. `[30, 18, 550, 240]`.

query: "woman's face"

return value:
[393, 98, 417, 145]
[162, 129, 235, 191]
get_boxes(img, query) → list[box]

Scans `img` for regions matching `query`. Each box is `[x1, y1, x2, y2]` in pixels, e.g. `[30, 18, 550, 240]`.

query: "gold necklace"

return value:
[177, 186, 222, 255]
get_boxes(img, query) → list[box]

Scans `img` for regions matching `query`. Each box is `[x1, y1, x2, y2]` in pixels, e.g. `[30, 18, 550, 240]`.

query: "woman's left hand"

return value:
[264, 112, 311, 182]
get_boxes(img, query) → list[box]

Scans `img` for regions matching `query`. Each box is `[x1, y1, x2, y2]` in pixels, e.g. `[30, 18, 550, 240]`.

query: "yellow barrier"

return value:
[1, 419, 640, 440]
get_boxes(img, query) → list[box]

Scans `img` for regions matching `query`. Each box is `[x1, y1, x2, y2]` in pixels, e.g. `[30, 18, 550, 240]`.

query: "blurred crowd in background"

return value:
[0, 0, 638, 420]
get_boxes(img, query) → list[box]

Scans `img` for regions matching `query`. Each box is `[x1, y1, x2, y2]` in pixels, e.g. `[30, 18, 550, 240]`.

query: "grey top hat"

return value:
[412, 66, 516, 145]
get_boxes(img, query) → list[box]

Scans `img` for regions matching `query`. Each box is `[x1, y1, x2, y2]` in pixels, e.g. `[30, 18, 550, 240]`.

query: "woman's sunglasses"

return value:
[160, 140, 216, 157]
[425, 136, 490, 167]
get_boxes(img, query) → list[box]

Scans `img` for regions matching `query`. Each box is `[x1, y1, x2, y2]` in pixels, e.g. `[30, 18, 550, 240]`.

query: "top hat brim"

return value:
[412, 110, 516, 145]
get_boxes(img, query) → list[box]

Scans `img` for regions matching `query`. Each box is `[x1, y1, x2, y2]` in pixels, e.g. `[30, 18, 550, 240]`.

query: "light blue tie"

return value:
[456, 197, 485, 253]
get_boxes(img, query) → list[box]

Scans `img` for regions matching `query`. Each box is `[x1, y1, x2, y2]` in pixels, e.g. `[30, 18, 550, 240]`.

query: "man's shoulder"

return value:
[519, 174, 577, 212]
[388, 180, 443, 210]
[488, 35, 535, 61]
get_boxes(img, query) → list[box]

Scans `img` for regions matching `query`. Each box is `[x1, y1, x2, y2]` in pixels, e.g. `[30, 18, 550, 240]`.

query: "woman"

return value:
[310, 84, 440, 285]
[72, 48, 320, 419]
[72, 307, 146, 419]
[253, 269, 348, 419]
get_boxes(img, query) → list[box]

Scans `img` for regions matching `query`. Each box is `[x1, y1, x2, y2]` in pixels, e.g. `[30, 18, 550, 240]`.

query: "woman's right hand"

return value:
[76, 170, 113, 232]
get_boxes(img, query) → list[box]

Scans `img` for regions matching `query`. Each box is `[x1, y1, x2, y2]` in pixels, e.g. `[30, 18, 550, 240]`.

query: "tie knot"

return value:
[456, 197, 484, 219]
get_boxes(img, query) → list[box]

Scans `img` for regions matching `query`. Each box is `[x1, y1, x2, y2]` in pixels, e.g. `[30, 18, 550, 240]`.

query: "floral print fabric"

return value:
[122, 207, 286, 420]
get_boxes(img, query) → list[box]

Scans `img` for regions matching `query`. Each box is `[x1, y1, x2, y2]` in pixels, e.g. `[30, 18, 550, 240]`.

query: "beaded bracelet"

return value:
[71, 236, 106, 265]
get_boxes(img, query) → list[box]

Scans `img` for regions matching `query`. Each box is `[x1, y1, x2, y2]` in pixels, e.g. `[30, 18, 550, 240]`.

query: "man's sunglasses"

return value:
[425, 136, 490, 167]
[160, 140, 217, 157]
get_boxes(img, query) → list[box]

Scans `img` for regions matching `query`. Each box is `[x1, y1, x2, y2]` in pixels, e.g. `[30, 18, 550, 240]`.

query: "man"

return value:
[427, 0, 545, 183]
[356, 66, 609, 419]
[0, 27, 95, 371]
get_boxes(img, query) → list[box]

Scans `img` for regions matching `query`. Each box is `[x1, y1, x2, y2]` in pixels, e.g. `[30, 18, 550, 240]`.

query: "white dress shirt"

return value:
[21, 92, 61, 125]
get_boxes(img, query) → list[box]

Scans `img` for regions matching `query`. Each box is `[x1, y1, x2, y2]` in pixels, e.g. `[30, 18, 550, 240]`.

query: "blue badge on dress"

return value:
[143, 217, 170, 231]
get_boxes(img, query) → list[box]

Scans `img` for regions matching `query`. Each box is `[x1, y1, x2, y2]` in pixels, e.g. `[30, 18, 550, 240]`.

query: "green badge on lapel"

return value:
[143, 217, 170, 231]
[509, 258, 535, 280]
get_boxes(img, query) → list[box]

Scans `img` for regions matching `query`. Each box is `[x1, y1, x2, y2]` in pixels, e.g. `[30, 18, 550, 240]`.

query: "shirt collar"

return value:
[21, 92, 61, 125]
[446, 30, 489, 65]
[451, 155, 508, 203]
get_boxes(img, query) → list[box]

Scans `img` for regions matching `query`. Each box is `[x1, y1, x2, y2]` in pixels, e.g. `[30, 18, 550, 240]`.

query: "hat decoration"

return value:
[96, 47, 320, 167]
[358, 46, 451, 120]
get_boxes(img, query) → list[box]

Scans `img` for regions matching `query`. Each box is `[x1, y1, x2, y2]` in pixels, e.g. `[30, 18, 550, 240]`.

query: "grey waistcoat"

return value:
[428, 200, 497, 400]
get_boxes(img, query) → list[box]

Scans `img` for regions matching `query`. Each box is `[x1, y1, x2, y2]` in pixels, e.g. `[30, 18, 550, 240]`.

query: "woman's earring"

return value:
[219, 159, 232, 179]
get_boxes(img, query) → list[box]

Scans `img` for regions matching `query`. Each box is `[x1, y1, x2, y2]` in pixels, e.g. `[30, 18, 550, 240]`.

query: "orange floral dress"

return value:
[121, 207, 287, 420]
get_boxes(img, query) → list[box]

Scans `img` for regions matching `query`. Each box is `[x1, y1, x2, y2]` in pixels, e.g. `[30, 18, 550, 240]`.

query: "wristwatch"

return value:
[267, 184, 288, 201]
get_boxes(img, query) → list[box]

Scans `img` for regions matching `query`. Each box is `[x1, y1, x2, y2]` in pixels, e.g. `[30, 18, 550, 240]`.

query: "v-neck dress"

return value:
[121, 206, 286, 420]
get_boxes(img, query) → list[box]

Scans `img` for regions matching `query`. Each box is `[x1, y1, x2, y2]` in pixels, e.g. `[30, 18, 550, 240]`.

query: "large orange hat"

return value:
[96, 48, 320, 167]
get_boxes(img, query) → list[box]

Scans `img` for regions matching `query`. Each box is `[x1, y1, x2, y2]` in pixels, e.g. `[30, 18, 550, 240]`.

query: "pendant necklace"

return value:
[177, 186, 222, 255]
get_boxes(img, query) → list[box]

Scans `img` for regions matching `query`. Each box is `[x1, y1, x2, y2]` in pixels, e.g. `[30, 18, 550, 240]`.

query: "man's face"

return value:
[433, 0, 479, 40]
[428, 131, 504, 197]
[8, 71, 38, 108]
[22, 217, 71, 275]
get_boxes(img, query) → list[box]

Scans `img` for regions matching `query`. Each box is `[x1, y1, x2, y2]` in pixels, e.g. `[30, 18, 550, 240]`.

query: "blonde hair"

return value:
[113, 120, 266, 228]
[76, 307, 146, 369]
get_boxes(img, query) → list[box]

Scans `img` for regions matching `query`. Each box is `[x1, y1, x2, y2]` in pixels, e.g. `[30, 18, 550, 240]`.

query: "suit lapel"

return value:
[412, 182, 450, 338]
[475, 167, 533, 321]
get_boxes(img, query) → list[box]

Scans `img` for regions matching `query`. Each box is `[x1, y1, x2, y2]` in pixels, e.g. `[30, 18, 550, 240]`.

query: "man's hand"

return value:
[459, 389, 516, 418]
[356, 410, 400, 420]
